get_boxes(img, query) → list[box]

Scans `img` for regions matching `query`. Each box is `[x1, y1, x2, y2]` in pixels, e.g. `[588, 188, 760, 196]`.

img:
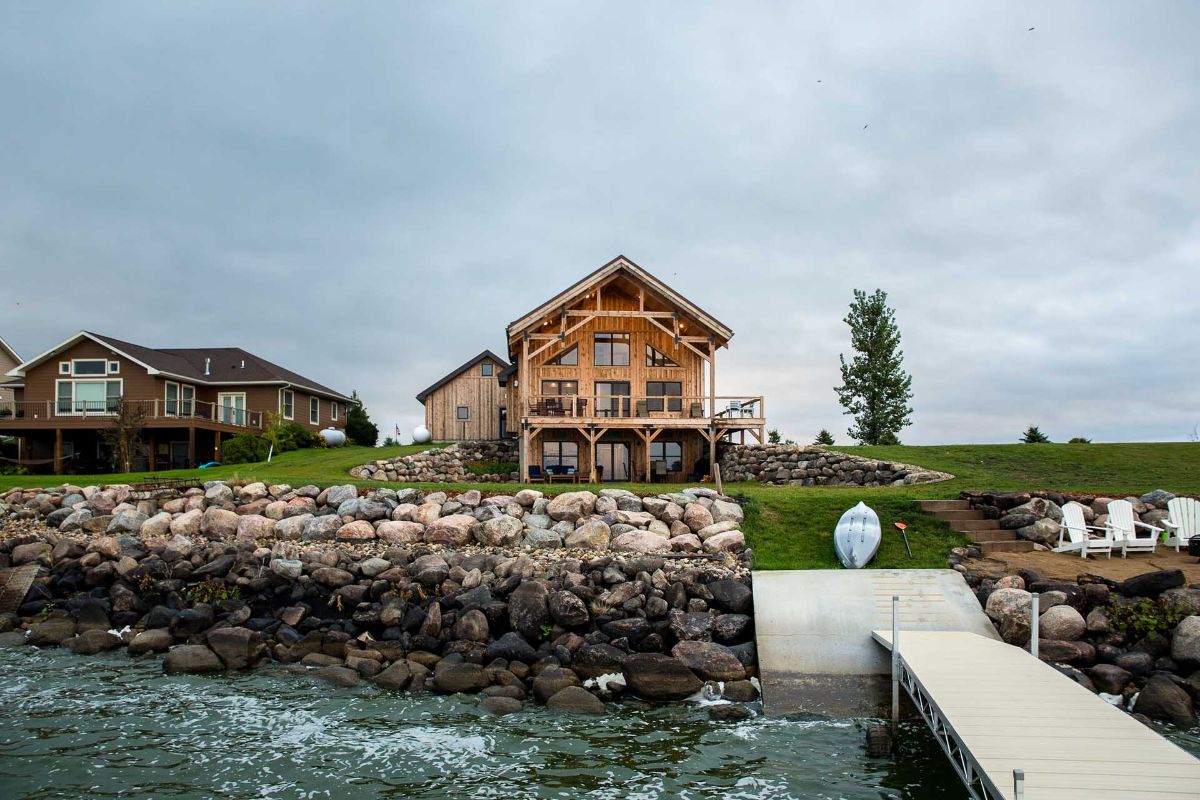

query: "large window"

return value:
[650, 441, 683, 474]
[646, 344, 679, 367]
[164, 382, 195, 417]
[540, 379, 578, 396]
[547, 344, 578, 365]
[57, 380, 121, 415]
[593, 333, 630, 366]
[310, 396, 320, 425]
[646, 381, 683, 413]
[596, 381, 631, 417]
[543, 440, 578, 470]
[280, 389, 294, 420]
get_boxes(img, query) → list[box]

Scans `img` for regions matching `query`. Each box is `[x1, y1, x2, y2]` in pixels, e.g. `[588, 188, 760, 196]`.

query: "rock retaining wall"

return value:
[0, 483, 760, 715]
[960, 488, 1182, 548]
[352, 441, 518, 483]
[718, 444, 953, 486]
[950, 557, 1200, 727]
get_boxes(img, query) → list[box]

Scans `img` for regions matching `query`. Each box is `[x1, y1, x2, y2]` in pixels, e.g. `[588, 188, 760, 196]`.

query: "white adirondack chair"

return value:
[1053, 501, 1112, 558]
[1106, 499, 1164, 557]
[1163, 497, 1200, 552]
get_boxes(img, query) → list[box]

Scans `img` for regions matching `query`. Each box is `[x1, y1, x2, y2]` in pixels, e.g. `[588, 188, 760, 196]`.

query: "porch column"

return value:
[521, 424, 529, 482]
[187, 427, 196, 468]
[708, 426, 717, 481]
[54, 428, 63, 474]
[214, 432, 223, 463]
[148, 433, 157, 472]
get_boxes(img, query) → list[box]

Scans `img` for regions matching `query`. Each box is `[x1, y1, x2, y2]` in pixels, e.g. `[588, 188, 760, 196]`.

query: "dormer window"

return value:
[481, 362, 494, 377]
[646, 344, 678, 367]
[593, 333, 629, 366]
[547, 345, 578, 366]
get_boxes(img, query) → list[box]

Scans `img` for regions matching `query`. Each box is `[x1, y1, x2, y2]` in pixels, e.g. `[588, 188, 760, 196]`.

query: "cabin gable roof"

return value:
[416, 350, 509, 404]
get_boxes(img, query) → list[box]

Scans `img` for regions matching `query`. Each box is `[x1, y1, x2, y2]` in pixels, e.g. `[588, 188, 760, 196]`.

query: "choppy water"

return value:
[1, 647, 1197, 800]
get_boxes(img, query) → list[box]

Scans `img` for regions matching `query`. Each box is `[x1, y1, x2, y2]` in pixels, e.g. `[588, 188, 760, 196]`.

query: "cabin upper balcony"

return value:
[522, 394, 764, 428]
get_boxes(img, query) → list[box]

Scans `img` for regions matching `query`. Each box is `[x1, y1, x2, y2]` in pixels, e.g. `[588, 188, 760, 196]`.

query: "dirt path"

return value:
[964, 548, 1200, 584]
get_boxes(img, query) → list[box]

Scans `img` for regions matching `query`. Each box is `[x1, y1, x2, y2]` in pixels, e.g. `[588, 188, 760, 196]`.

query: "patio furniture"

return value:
[652, 462, 668, 482]
[527, 465, 546, 483]
[1163, 497, 1200, 552]
[688, 402, 704, 418]
[1106, 499, 1163, 557]
[547, 465, 578, 484]
[1053, 502, 1112, 558]
[636, 400, 649, 417]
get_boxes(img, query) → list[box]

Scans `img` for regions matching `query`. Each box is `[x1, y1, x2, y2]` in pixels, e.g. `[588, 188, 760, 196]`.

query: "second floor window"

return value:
[280, 389, 294, 420]
[646, 381, 683, 412]
[594, 333, 630, 366]
[547, 344, 578, 365]
[481, 362, 494, 376]
[57, 379, 121, 415]
[310, 396, 319, 425]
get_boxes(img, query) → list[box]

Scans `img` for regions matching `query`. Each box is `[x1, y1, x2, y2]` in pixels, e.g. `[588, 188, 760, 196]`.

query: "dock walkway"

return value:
[872, 629, 1200, 800]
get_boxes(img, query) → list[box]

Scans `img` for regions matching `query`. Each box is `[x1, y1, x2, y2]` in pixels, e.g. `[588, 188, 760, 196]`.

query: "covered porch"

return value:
[2, 424, 234, 475]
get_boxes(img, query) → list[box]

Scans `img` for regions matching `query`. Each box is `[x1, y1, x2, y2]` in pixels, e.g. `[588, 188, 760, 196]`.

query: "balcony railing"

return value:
[0, 399, 265, 429]
[523, 394, 764, 422]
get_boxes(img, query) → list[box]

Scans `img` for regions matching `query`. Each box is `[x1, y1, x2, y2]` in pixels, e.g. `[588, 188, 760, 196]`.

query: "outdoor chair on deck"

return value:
[1106, 499, 1164, 557]
[1163, 497, 1200, 552]
[527, 465, 546, 483]
[1053, 502, 1112, 559]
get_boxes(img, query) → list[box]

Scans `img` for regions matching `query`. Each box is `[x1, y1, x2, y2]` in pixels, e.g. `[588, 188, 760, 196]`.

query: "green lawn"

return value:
[3, 441, 1196, 571]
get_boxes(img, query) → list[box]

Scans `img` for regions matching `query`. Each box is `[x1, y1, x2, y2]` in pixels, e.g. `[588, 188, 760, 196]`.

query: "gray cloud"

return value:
[1, 2, 1197, 445]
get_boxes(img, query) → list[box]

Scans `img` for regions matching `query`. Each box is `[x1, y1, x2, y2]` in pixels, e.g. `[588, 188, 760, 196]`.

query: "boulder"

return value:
[335, 520, 377, 541]
[564, 520, 611, 549]
[315, 666, 360, 687]
[1038, 640, 1095, 666]
[374, 661, 413, 691]
[236, 514, 276, 540]
[703, 531, 746, 553]
[682, 503, 714, 532]
[546, 685, 605, 714]
[671, 641, 746, 681]
[532, 666, 581, 703]
[549, 590, 590, 627]
[1134, 674, 1195, 726]
[708, 579, 753, 614]
[475, 515, 524, 547]
[200, 507, 239, 539]
[623, 653, 703, 700]
[206, 627, 266, 670]
[1089, 663, 1133, 694]
[27, 618, 77, 646]
[611, 530, 671, 554]
[63, 630, 123, 655]
[163, 645, 225, 674]
[454, 609, 490, 642]
[546, 492, 597, 523]
[1171, 616, 1200, 667]
[1118, 570, 1185, 598]
[508, 580, 550, 640]
[432, 662, 489, 694]
[128, 628, 173, 655]
[1040, 605, 1086, 641]
[325, 484, 359, 507]
[377, 520, 425, 545]
[709, 499, 744, 525]
[426, 514, 476, 546]
[1016, 519, 1061, 546]
[311, 567, 355, 588]
[485, 631, 538, 663]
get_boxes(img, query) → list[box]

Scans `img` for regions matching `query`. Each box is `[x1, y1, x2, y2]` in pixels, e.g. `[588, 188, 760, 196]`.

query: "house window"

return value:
[543, 440, 578, 470]
[595, 381, 631, 417]
[71, 359, 107, 376]
[59, 362, 70, 375]
[280, 389, 294, 420]
[456, 405, 470, 420]
[548, 344, 579, 366]
[165, 382, 179, 415]
[646, 381, 683, 413]
[593, 333, 629, 366]
[540, 379, 578, 397]
[107, 361, 120, 374]
[331, 401, 339, 421]
[650, 441, 683, 473]
[481, 362, 494, 377]
[181, 385, 194, 417]
[646, 344, 678, 367]
[310, 396, 320, 425]
[57, 379, 122, 415]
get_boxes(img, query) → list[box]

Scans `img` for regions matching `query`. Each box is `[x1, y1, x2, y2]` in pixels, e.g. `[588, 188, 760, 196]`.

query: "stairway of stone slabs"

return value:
[916, 499, 1036, 554]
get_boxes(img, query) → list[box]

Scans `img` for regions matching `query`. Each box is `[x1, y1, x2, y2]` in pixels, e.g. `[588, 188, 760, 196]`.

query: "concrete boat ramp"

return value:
[753, 568, 1200, 799]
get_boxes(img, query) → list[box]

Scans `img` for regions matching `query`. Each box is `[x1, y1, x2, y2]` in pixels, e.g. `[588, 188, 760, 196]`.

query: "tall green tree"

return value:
[834, 289, 914, 445]
[344, 390, 379, 446]
[1021, 425, 1051, 444]
[813, 429, 835, 446]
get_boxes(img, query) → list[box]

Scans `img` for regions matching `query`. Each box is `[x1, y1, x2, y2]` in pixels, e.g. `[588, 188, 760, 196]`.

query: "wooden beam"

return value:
[644, 314, 709, 360]
[53, 428, 62, 474]
[521, 426, 529, 482]
[708, 339, 716, 420]
[187, 426, 196, 469]
[148, 433, 157, 473]
[528, 314, 595, 360]
[565, 310, 675, 319]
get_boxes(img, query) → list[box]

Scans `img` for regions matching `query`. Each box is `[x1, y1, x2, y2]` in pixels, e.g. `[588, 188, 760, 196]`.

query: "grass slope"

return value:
[3, 441, 1196, 571]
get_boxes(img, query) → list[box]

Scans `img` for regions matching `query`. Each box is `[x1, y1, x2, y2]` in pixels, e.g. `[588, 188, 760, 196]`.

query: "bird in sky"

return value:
[862, 124, 869, 130]
[1027, 26, 1035, 31]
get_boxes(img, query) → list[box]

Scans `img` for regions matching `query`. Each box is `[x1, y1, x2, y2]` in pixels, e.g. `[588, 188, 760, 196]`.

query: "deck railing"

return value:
[0, 399, 265, 429]
[523, 394, 764, 422]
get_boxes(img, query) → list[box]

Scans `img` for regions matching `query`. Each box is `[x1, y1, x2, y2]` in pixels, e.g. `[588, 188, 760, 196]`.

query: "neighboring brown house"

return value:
[0, 336, 20, 405]
[416, 350, 510, 441]
[504, 255, 765, 483]
[1, 331, 354, 474]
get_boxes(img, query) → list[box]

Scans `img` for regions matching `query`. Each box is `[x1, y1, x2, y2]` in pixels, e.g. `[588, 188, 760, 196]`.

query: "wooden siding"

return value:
[424, 356, 507, 441]
[529, 429, 705, 483]
[0, 344, 19, 405]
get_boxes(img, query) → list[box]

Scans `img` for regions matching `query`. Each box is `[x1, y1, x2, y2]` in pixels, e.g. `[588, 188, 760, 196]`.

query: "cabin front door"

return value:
[595, 442, 631, 483]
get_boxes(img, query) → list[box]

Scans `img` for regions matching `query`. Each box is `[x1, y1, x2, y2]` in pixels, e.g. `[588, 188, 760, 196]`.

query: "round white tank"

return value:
[319, 428, 346, 447]
[412, 425, 432, 444]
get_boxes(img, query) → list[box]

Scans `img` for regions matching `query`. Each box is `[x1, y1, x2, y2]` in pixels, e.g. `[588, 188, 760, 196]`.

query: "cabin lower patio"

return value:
[520, 423, 763, 484]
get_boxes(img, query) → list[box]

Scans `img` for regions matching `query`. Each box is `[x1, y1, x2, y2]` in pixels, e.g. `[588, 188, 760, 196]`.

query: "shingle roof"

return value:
[415, 350, 509, 404]
[0, 336, 19, 364]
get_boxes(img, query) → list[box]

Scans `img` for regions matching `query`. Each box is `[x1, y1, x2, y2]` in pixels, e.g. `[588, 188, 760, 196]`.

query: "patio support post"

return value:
[148, 433, 157, 473]
[53, 428, 62, 474]
[187, 427, 196, 468]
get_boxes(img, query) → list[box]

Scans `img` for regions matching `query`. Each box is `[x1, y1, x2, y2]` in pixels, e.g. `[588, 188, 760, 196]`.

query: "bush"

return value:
[1106, 598, 1191, 640]
[221, 434, 271, 465]
[274, 421, 320, 452]
[1021, 425, 1051, 444]
[466, 461, 518, 476]
[1068, 436, 1092, 444]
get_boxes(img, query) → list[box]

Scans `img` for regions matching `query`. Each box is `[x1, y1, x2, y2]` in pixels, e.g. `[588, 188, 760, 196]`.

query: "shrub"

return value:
[1068, 436, 1092, 444]
[221, 434, 270, 465]
[466, 460, 518, 476]
[813, 429, 835, 446]
[1106, 597, 1191, 640]
[1021, 425, 1051, 444]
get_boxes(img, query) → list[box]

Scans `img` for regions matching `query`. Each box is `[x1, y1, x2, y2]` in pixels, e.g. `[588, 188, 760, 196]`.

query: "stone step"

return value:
[979, 540, 1037, 554]
[948, 518, 1001, 532]
[962, 529, 1018, 544]
[931, 510, 985, 521]
[917, 499, 971, 511]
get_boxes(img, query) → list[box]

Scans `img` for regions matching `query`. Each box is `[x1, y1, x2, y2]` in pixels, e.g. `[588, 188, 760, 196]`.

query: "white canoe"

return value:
[834, 501, 881, 569]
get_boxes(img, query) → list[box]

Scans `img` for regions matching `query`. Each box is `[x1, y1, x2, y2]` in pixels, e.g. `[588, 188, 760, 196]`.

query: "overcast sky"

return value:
[2, 2, 1197, 445]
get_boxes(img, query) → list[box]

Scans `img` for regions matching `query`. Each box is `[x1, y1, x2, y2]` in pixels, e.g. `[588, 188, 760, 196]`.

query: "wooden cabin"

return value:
[416, 350, 510, 441]
[504, 256, 765, 483]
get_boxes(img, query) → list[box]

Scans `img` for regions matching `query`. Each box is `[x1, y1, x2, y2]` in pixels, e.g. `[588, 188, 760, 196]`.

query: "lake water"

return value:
[1, 646, 1197, 799]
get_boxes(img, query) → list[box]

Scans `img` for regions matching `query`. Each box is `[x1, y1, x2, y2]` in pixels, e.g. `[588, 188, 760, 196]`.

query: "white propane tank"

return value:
[412, 425, 432, 444]
[319, 428, 347, 447]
